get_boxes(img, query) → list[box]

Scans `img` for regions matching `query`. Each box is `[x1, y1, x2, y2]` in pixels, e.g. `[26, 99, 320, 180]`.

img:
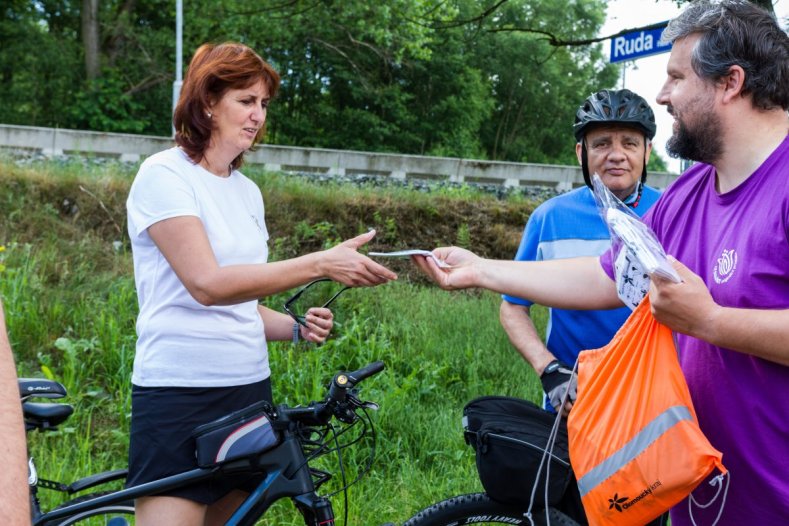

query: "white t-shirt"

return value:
[126, 147, 270, 387]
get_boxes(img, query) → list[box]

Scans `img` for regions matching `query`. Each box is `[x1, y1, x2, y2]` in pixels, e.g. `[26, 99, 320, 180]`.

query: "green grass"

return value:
[0, 157, 548, 524]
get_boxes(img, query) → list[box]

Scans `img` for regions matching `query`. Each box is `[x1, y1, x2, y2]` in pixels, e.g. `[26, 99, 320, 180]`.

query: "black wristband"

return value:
[541, 359, 563, 377]
[540, 359, 572, 393]
[292, 322, 300, 344]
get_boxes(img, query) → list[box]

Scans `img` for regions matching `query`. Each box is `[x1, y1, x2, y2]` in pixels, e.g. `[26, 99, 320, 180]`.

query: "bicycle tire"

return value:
[402, 492, 580, 526]
[45, 491, 135, 526]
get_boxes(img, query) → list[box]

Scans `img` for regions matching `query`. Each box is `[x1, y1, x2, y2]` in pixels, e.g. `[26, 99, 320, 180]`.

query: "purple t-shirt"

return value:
[601, 135, 789, 525]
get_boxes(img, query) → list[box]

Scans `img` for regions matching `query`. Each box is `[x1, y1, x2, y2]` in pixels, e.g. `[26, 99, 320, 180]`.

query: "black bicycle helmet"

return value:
[574, 89, 656, 205]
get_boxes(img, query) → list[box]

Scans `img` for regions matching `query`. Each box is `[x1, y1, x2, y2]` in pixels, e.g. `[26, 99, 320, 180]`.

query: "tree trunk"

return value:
[107, 0, 137, 67]
[82, 0, 100, 81]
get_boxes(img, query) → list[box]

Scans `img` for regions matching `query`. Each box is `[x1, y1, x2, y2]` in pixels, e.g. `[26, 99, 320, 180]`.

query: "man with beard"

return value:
[412, 1, 788, 524]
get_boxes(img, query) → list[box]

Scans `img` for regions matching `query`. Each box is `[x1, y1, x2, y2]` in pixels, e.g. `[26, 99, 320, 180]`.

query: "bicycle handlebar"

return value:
[347, 361, 385, 385]
[327, 360, 385, 403]
[278, 361, 385, 427]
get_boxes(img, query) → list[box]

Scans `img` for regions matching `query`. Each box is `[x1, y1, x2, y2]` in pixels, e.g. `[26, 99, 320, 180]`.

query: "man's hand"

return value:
[540, 359, 577, 416]
[410, 247, 481, 290]
[649, 256, 718, 339]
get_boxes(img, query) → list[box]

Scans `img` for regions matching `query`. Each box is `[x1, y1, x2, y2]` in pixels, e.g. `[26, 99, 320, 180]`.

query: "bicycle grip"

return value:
[347, 361, 385, 385]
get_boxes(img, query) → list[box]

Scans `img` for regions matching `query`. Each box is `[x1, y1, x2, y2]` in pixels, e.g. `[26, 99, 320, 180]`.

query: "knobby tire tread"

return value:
[403, 492, 580, 526]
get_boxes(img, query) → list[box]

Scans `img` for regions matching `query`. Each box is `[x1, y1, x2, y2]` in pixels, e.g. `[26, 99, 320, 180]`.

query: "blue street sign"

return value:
[610, 23, 672, 63]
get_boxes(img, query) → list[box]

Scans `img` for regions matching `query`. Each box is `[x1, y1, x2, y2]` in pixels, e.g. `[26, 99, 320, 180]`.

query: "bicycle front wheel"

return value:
[403, 492, 579, 526]
[47, 491, 135, 526]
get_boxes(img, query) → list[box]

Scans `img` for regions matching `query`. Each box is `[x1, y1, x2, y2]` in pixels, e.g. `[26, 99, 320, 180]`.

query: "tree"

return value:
[0, 1, 83, 127]
[209, 0, 616, 162]
[489, 0, 778, 49]
[462, 0, 618, 163]
[0, 0, 173, 133]
[0, 0, 622, 165]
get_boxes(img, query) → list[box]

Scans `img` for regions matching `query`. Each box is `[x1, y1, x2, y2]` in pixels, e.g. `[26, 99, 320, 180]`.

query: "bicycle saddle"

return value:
[19, 378, 67, 400]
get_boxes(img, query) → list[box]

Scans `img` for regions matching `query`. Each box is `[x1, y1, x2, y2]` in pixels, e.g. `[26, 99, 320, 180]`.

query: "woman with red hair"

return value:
[126, 42, 395, 525]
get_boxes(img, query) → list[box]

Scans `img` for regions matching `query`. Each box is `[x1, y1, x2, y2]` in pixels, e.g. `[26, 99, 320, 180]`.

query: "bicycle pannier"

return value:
[463, 396, 573, 505]
[192, 400, 280, 468]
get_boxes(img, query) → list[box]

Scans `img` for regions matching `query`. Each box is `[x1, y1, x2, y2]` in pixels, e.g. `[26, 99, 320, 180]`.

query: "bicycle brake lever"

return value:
[346, 392, 379, 411]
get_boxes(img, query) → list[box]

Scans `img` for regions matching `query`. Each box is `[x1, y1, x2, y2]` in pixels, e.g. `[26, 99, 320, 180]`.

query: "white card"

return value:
[614, 248, 651, 310]
[368, 250, 450, 268]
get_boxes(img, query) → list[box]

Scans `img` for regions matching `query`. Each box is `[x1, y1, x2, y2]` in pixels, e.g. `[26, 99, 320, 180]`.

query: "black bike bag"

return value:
[192, 400, 280, 468]
[463, 396, 573, 506]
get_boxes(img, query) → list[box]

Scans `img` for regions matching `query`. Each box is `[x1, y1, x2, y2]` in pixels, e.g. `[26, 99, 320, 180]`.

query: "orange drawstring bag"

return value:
[567, 296, 727, 526]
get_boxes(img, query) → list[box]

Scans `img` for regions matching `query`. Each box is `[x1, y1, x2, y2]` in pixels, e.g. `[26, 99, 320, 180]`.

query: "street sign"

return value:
[610, 23, 671, 63]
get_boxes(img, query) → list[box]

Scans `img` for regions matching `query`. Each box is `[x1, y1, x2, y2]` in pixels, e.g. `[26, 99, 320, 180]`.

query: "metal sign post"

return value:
[172, 0, 183, 137]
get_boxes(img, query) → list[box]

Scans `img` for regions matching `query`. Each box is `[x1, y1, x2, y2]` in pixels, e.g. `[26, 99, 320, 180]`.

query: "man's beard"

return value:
[665, 105, 724, 164]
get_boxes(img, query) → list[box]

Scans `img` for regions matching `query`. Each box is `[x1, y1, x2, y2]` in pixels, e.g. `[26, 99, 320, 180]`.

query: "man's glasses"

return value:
[284, 278, 351, 327]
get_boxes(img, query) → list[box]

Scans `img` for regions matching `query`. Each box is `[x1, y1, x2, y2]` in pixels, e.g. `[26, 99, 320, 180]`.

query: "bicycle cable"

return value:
[323, 407, 378, 525]
[323, 407, 376, 498]
[526, 359, 579, 526]
[328, 422, 349, 525]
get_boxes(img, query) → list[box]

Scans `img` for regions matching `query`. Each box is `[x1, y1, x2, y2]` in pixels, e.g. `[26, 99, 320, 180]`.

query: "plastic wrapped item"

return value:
[591, 174, 681, 309]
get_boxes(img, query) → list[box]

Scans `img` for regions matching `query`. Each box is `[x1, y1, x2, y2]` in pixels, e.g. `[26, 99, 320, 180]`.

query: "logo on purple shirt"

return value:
[713, 248, 738, 284]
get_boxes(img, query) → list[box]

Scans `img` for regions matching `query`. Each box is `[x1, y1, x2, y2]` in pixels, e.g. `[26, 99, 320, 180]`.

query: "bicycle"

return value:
[22, 360, 386, 525]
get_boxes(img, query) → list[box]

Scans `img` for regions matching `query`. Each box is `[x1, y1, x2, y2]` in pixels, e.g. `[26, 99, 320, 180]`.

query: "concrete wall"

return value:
[0, 124, 679, 189]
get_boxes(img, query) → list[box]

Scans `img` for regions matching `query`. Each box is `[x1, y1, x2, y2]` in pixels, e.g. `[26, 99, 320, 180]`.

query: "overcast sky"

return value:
[600, 0, 789, 173]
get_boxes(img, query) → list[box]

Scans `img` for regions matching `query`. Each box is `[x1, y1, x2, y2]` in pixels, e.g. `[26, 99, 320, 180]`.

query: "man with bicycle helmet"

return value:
[501, 88, 660, 416]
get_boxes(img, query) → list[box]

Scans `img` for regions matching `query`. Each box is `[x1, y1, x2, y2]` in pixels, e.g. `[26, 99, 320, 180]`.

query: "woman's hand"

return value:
[299, 307, 334, 343]
[411, 247, 482, 290]
[320, 230, 397, 286]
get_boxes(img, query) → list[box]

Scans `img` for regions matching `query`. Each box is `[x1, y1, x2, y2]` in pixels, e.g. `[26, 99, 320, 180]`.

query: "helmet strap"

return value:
[581, 139, 592, 188]
[641, 151, 648, 186]
[633, 149, 649, 209]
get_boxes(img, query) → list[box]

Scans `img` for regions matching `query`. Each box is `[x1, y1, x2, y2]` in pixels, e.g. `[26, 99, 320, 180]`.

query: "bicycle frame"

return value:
[27, 361, 384, 525]
[33, 434, 332, 526]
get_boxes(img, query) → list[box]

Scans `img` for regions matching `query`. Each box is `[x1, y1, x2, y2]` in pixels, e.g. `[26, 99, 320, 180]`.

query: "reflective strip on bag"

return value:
[215, 415, 270, 463]
[486, 432, 571, 467]
[577, 405, 693, 497]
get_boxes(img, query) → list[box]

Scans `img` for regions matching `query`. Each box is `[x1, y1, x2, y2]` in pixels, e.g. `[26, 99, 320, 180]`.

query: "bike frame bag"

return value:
[463, 396, 573, 505]
[192, 400, 280, 468]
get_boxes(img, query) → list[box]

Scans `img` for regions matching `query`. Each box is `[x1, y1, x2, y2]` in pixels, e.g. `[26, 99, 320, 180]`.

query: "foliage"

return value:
[0, 1, 82, 128]
[469, 0, 619, 163]
[1, 0, 619, 163]
[68, 71, 149, 133]
[647, 151, 668, 173]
